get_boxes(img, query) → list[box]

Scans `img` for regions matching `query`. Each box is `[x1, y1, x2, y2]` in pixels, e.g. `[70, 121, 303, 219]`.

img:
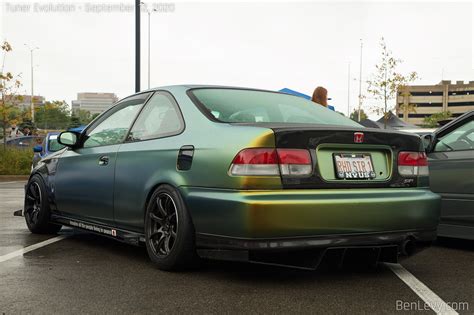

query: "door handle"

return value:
[98, 155, 109, 166]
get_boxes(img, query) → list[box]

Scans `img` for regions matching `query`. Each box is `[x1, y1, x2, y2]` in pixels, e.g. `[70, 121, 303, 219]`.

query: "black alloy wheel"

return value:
[144, 185, 198, 271]
[24, 175, 62, 234]
[148, 193, 179, 257]
[25, 181, 42, 226]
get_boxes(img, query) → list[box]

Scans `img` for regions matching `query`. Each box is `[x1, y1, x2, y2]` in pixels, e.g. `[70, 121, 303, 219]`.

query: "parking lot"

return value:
[1, 180, 473, 314]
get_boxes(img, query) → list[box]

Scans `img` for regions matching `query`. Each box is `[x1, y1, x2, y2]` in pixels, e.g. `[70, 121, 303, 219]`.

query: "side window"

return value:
[128, 93, 184, 141]
[83, 93, 150, 148]
[434, 119, 474, 152]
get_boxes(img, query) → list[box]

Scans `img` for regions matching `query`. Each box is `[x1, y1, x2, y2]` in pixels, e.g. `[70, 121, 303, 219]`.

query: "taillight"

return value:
[230, 148, 312, 176]
[230, 148, 279, 176]
[398, 151, 429, 177]
[277, 149, 312, 176]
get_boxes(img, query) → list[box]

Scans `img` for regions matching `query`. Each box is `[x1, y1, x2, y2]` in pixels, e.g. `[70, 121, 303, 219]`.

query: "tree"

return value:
[76, 109, 94, 125]
[366, 37, 418, 128]
[350, 109, 368, 122]
[423, 111, 452, 128]
[68, 116, 82, 129]
[35, 100, 70, 130]
[0, 41, 24, 148]
[398, 85, 418, 122]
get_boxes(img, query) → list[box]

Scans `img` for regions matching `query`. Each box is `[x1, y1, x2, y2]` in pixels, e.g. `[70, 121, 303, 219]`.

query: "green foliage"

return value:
[0, 106, 25, 129]
[350, 109, 368, 121]
[36, 102, 95, 131]
[0, 148, 33, 175]
[76, 109, 92, 125]
[1, 41, 24, 147]
[35, 100, 70, 130]
[423, 111, 452, 128]
[67, 109, 95, 129]
[398, 87, 418, 121]
[68, 116, 82, 129]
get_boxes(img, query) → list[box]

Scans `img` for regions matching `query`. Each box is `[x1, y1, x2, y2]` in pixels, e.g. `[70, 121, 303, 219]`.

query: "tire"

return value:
[144, 184, 199, 271]
[24, 174, 62, 234]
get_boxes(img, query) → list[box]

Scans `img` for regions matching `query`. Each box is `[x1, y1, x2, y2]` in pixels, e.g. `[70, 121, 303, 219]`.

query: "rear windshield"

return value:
[189, 88, 361, 127]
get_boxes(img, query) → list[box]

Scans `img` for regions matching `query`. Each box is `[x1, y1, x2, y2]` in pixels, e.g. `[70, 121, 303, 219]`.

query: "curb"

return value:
[0, 175, 30, 182]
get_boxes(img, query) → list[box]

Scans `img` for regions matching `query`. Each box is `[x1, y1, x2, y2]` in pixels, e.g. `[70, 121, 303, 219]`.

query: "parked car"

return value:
[425, 110, 474, 240]
[6, 135, 43, 148]
[32, 127, 86, 168]
[32, 132, 65, 168]
[22, 86, 440, 271]
[402, 128, 437, 138]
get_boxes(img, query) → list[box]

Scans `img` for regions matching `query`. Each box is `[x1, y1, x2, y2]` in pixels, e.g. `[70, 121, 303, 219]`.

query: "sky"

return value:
[1, 0, 473, 118]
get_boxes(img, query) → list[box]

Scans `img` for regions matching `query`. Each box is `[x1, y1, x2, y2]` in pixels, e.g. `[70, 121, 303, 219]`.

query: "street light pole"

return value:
[24, 44, 38, 122]
[135, 0, 141, 93]
[358, 39, 363, 122]
[347, 62, 351, 117]
[147, 10, 151, 89]
[141, 2, 157, 90]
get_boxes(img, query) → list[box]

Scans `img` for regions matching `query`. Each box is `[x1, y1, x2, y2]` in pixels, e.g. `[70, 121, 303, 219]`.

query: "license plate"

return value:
[333, 153, 376, 179]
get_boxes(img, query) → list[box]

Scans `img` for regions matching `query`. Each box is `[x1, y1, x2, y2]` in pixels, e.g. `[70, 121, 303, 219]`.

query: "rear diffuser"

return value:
[197, 245, 399, 270]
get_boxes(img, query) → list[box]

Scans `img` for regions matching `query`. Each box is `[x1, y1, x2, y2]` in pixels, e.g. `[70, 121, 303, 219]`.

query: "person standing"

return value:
[9, 125, 23, 137]
[23, 127, 32, 136]
[311, 86, 328, 107]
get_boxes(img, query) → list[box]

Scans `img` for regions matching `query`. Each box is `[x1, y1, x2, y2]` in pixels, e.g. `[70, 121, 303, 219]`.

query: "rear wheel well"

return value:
[144, 183, 178, 220]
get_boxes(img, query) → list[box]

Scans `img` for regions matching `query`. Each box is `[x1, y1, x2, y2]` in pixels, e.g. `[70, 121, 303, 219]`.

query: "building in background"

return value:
[396, 80, 474, 126]
[6, 95, 45, 111]
[71, 92, 118, 115]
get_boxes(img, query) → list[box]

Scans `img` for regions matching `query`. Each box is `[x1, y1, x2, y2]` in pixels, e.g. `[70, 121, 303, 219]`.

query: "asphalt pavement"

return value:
[1, 181, 473, 314]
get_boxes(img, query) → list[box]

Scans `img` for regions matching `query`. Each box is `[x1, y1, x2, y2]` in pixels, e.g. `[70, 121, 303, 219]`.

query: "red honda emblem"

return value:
[354, 132, 364, 143]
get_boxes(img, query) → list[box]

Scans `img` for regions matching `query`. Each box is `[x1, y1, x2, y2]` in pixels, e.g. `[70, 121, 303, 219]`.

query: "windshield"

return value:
[435, 120, 474, 151]
[48, 135, 65, 152]
[189, 88, 361, 127]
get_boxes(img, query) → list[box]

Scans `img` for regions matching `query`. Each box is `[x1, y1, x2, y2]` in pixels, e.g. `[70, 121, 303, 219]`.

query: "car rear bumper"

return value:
[180, 187, 441, 241]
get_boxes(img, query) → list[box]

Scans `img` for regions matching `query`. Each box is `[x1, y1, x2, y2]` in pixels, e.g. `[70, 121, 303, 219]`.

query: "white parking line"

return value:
[385, 263, 459, 315]
[0, 235, 67, 263]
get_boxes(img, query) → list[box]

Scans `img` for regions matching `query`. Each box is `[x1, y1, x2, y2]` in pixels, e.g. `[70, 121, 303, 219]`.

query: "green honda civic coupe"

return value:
[22, 86, 441, 270]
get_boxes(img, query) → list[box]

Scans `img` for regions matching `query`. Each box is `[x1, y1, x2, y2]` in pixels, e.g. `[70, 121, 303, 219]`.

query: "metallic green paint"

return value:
[181, 187, 440, 238]
[112, 126, 281, 232]
[55, 144, 121, 226]
[110, 87, 282, 232]
[36, 85, 440, 250]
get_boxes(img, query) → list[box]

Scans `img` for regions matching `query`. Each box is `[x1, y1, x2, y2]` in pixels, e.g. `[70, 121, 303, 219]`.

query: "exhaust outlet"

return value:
[401, 239, 416, 256]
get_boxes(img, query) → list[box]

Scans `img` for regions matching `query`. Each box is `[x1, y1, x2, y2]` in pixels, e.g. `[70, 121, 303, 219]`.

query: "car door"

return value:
[55, 93, 151, 225]
[428, 113, 474, 238]
[113, 91, 185, 232]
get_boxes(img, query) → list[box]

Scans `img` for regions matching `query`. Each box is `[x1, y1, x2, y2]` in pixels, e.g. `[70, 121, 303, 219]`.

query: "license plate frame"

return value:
[333, 153, 376, 180]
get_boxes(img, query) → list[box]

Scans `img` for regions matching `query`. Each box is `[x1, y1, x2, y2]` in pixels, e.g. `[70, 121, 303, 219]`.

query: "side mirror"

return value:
[33, 145, 43, 153]
[58, 131, 79, 147]
[422, 133, 435, 153]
